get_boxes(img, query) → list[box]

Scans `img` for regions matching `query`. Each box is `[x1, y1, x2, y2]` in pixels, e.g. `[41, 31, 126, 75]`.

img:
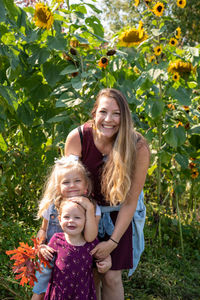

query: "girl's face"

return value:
[59, 202, 85, 236]
[60, 169, 87, 198]
[94, 96, 121, 140]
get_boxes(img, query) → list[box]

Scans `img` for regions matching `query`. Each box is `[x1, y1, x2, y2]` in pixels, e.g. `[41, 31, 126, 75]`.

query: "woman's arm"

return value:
[64, 128, 82, 157]
[91, 143, 150, 259]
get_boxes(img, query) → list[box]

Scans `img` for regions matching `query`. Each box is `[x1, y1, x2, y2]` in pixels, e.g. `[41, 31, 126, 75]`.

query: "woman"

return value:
[64, 88, 150, 300]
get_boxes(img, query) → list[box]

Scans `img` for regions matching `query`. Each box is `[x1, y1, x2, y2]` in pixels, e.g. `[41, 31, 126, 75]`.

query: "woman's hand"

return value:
[39, 244, 56, 261]
[90, 240, 117, 260]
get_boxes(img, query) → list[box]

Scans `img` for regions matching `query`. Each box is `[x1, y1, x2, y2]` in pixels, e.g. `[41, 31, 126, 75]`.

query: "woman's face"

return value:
[94, 96, 121, 140]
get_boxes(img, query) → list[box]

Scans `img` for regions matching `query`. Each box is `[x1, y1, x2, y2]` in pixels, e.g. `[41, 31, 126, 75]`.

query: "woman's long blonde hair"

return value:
[92, 88, 140, 205]
[37, 156, 91, 218]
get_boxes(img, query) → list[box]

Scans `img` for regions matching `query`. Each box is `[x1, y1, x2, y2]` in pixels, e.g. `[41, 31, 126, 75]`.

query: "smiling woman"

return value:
[65, 88, 150, 300]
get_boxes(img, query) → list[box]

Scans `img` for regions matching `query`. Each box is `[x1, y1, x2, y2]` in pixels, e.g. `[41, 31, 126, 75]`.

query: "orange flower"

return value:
[191, 168, 199, 179]
[98, 57, 108, 69]
[6, 237, 51, 287]
[176, 121, 183, 127]
[167, 103, 175, 110]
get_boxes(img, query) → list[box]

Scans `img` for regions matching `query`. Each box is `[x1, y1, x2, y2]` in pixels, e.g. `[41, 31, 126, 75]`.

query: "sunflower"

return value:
[168, 60, 194, 74]
[152, 2, 164, 17]
[183, 105, 189, 112]
[167, 104, 175, 110]
[154, 45, 162, 56]
[98, 57, 108, 69]
[135, 0, 140, 7]
[149, 55, 156, 63]
[169, 38, 178, 47]
[175, 27, 181, 39]
[34, 3, 54, 30]
[176, 121, 183, 128]
[191, 168, 199, 179]
[172, 72, 180, 81]
[106, 50, 116, 56]
[177, 0, 186, 8]
[118, 22, 148, 47]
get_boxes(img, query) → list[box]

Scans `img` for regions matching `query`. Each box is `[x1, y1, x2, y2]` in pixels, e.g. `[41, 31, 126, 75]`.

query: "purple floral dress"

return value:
[44, 233, 98, 300]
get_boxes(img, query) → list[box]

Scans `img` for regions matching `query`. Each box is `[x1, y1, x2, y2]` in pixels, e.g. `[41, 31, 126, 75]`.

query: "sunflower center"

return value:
[36, 8, 49, 23]
[157, 5, 162, 12]
[123, 30, 142, 43]
[102, 58, 108, 64]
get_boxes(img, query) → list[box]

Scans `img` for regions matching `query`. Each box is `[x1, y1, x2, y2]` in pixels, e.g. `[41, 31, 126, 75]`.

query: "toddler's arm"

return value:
[39, 244, 56, 261]
[96, 255, 112, 273]
[70, 196, 99, 242]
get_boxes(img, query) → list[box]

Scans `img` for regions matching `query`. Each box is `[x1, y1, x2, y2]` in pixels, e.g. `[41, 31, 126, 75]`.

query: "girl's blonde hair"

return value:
[37, 156, 91, 218]
[91, 88, 145, 205]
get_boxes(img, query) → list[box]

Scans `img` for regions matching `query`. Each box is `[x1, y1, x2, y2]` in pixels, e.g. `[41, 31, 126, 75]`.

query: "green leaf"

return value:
[71, 76, 82, 90]
[85, 16, 104, 37]
[85, 3, 102, 14]
[28, 47, 50, 65]
[165, 126, 186, 148]
[60, 65, 79, 75]
[0, 86, 18, 111]
[17, 103, 34, 126]
[42, 61, 63, 87]
[175, 153, 188, 169]
[47, 35, 67, 51]
[47, 112, 69, 123]
[0, 0, 6, 21]
[151, 100, 164, 119]
[167, 86, 191, 105]
[189, 125, 200, 134]
[0, 133, 7, 152]
[189, 135, 200, 149]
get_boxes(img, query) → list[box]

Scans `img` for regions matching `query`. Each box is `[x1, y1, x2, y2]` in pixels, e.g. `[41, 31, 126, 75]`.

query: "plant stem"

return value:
[175, 191, 184, 255]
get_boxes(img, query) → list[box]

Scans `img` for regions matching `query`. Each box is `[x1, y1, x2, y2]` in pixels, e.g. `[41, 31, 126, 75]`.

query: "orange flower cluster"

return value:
[189, 158, 199, 179]
[6, 238, 51, 287]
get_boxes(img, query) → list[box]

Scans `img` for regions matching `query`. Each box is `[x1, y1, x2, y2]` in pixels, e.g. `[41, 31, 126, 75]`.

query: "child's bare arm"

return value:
[36, 218, 48, 244]
[96, 255, 112, 273]
[70, 196, 98, 242]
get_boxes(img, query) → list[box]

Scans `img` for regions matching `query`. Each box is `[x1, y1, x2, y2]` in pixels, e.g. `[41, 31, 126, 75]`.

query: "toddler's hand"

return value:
[39, 244, 55, 261]
[96, 255, 112, 273]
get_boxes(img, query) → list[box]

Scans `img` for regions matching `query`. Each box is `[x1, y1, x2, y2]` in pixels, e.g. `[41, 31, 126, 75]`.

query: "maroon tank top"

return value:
[80, 122, 108, 206]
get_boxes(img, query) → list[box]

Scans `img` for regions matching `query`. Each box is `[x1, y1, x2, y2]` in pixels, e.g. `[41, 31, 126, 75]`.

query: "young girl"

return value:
[43, 198, 110, 300]
[32, 155, 102, 300]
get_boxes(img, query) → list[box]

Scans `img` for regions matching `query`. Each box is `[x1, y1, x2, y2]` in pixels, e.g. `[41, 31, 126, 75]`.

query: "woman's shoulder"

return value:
[135, 131, 150, 154]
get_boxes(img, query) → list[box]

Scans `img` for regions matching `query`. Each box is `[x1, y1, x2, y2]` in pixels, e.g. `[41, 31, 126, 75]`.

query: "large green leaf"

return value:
[47, 35, 67, 51]
[0, 0, 6, 22]
[175, 153, 188, 169]
[42, 61, 64, 87]
[0, 86, 18, 111]
[167, 86, 191, 105]
[0, 133, 7, 152]
[17, 103, 34, 126]
[28, 47, 51, 66]
[60, 65, 79, 75]
[165, 126, 186, 148]
[189, 125, 200, 134]
[85, 16, 104, 37]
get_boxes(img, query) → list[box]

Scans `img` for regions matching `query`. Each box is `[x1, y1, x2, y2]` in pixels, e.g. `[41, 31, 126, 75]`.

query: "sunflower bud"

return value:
[106, 50, 116, 56]
[70, 48, 77, 55]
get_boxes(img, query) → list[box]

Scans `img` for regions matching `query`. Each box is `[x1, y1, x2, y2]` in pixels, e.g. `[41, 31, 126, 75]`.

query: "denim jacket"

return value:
[46, 204, 63, 243]
[98, 191, 146, 276]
